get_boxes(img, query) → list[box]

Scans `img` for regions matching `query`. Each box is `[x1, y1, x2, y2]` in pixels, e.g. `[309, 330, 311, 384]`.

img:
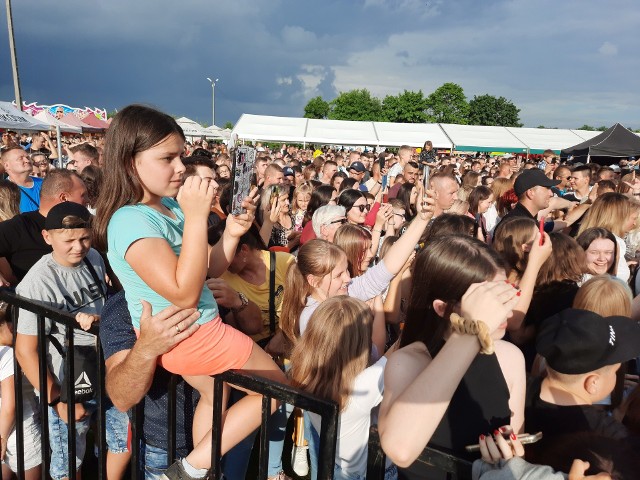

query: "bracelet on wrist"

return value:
[449, 313, 494, 354]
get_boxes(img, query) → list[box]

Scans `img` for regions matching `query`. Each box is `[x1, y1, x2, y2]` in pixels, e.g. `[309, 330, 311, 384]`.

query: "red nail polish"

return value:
[510, 433, 517, 440]
[504, 280, 510, 284]
[516, 291, 521, 296]
[480, 434, 485, 440]
[493, 430, 500, 436]
[499, 427, 506, 433]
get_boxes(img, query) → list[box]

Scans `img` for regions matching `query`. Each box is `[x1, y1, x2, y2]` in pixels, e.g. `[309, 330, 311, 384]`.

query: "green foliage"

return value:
[224, 121, 234, 129]
[381, 90, 430, 123]
[304, 96, 331, 119]
[425, 83, 469, 124]
[468, 95, 522, 127]
[578, 124, 596, 131]
[328, 89, 382, 121]
[597, 126, 608, 131]
[107, 110, 118, 119]
[536, 125, 546, 129]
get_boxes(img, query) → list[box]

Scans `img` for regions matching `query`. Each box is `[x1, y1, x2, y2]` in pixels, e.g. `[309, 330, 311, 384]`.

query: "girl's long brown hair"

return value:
[279, 239, 346, 349]
[93, 105, 185, 252]
[400, 235, 506, 355]
[290, 296, 372, 411]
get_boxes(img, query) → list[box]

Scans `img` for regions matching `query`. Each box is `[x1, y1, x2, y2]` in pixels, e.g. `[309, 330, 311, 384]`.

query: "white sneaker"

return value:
[291, 444, 309, 477]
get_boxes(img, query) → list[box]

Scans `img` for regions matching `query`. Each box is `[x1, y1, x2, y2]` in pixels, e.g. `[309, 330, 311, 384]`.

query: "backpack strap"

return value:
[83, 257, 106, 298]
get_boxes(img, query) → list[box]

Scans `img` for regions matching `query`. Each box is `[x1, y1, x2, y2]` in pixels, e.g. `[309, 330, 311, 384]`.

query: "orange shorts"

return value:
[135, 316, 254, 376]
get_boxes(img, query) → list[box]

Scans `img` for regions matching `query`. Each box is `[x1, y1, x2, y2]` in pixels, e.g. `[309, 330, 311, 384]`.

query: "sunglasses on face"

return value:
[352, 204, 370, 212]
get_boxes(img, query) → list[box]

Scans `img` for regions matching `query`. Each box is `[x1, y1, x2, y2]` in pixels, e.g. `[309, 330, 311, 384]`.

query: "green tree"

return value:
[224, 121, 234, 129]
[303, 96, 330, 119]
[536, 125, 546, 129]
[381, 90, 429, 123]
[578, 124, 596, 131]
[328, 89, 382, 121]
[425, 83, 469, 124]
[468, 94, 522, 127]
[597, 126, 608, 131]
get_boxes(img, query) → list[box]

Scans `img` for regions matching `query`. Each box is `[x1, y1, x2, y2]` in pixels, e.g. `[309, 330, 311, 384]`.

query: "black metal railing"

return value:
[0, 289, 107, 480]
[2, 290, 471, 480]
[367, 426, 472, 480]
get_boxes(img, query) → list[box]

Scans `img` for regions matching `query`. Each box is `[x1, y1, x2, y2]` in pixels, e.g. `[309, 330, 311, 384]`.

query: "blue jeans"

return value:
[48, 402, 129, 480]
[141, 443, 173, 480]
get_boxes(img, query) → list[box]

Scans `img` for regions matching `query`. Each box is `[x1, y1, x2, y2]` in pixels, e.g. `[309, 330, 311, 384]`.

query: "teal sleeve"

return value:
[108, 207, 165, 258]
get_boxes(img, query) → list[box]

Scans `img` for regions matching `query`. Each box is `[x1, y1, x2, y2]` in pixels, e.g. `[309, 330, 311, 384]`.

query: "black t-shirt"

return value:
[496, 202, 554, 233]
[0, 211, 51, 281]
[525, 377, 631, 462]
[99, 291, 197, 455]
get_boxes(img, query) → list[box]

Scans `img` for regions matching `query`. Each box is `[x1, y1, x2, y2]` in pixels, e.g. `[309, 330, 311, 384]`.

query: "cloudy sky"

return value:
[1, 0, 638, 129]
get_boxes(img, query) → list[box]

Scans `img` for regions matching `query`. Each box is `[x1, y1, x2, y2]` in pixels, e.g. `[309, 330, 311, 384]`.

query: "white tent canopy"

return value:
[232, 114, 630, 153]
[33, 111, 82, 134]
[176, 116, 207, 137]
[373, 121, 452, 148]
[506, 127, 585, 154]
[0, 101, 50, 131]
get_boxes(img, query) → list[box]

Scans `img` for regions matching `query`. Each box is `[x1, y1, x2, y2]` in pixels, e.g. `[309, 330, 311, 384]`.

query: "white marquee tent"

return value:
[34, 111, 82, 134]
[231, 114, 612, 154]
[176, 116, 207, 138]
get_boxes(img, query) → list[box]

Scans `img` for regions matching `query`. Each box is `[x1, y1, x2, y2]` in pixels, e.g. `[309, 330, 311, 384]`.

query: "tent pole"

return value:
[5, 0, 23, 111]
[56, 125, 62, 169]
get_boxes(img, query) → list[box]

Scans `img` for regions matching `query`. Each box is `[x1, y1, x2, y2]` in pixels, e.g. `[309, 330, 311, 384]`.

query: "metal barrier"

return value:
[0, 289, 107, 480]
[210, 369, 340, 480]
[367, 426, 472, 480]
[2, 289, 471, 480]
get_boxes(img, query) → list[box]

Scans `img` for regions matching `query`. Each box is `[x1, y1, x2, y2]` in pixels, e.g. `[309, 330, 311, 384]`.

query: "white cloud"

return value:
[276, 77, 293, 86]
[598, 41, 618, 56]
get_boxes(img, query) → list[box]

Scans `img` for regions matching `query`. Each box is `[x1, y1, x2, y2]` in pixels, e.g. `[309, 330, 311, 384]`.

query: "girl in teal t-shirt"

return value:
[94, 105, 285, 478]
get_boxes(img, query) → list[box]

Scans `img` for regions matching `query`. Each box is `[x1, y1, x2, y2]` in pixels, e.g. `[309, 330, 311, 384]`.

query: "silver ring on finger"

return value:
[175, 324, 182, 334]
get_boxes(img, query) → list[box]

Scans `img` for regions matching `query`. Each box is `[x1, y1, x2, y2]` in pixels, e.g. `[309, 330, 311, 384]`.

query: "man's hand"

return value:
[206, 278, 243, 309]
[135, 300, 201, 360]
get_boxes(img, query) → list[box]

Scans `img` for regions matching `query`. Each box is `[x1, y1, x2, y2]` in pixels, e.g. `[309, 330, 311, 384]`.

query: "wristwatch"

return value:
[232, 292, 249, 313]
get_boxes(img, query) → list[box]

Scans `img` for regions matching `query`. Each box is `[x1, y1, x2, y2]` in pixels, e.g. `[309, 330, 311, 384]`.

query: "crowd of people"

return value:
[1, 110, 640, 480]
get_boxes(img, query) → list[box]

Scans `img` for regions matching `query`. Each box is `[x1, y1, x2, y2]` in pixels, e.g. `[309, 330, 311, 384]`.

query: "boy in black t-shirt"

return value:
[525, 309, 640, 457]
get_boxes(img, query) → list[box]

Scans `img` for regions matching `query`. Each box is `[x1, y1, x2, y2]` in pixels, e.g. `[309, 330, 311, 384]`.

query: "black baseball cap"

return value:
[282, 167, 294, 177]
[349, 161, 366, 173]
[513, 169, 560, 196]
[45, 202, 92, 230]
[536, 309, 640, 374]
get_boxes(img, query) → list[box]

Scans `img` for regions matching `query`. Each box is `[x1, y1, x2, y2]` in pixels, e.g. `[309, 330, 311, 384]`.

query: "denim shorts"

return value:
[48, 402, 129, 480]
[142, 443, 170, 480]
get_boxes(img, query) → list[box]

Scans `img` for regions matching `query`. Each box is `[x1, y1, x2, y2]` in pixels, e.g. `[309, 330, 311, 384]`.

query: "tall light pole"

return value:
[6, 0, 23, 110]
[206, 77, 218, 127]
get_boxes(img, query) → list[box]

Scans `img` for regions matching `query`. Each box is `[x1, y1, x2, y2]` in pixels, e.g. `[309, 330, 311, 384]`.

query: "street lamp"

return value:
[206, 77, 219, 127]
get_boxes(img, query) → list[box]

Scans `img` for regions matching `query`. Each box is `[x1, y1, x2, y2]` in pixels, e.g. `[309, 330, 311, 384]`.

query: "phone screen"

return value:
[423, 165, 430, 191]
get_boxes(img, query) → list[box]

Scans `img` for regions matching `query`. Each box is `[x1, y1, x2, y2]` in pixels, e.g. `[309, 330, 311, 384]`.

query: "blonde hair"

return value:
[446, 199, 469, 215]
[333, 224, 371, 277]
[291, 183, 313, 212]
[578, 192, 636, 237]
[290, 296, 372, 410]
[491, 177, 514, 200]
[0, 180, 21, 222]
[573, 275, 632, 317]
[279, 239, 346, 348]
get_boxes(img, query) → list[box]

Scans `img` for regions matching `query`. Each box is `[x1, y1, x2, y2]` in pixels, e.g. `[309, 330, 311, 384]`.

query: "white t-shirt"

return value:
[615, 235, 630, 282]
[388, 163, 403, 181]
[310, 356, 387, 476]
[0, 346, 36, 424]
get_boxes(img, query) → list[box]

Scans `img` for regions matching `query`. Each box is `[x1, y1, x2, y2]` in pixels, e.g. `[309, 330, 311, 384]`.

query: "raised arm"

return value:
[125, 177, 214, 308]
[378, 281, 519, 467]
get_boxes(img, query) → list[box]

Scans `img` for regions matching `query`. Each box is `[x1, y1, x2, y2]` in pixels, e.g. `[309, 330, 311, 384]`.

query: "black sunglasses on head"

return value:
[328, 218, 347, 225]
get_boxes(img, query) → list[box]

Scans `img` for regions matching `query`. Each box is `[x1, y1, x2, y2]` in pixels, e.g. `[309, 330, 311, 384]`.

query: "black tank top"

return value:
[398, 351, 512, 480]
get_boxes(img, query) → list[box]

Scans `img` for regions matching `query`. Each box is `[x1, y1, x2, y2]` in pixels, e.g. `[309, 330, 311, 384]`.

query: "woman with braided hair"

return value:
[378, 235, 526, 480]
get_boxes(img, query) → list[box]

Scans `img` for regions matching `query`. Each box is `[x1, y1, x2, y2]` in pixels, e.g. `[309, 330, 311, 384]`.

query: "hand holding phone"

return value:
[465, 431, 542, 453]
